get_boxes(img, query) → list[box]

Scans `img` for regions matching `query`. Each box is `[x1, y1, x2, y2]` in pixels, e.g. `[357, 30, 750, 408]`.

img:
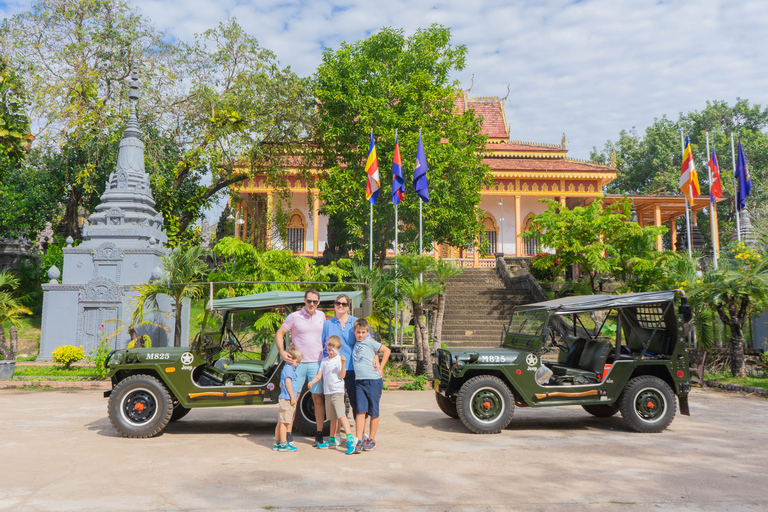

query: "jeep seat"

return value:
[224, 342, 281, 376]
[549, 339, 613, 381]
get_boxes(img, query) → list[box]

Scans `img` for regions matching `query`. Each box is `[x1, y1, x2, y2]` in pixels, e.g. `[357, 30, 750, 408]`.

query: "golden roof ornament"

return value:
[561, 133, 566, 149]
[610, 150, 617, 169]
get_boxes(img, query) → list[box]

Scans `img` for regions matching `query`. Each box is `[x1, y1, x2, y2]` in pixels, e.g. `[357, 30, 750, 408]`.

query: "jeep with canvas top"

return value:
[103, 288, 370, 438]
[433, 290, 693, 434]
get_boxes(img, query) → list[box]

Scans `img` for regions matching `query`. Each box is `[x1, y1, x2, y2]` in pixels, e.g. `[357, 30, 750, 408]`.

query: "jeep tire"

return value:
[457, 375, 514, 434]
[619, 375, 676, 433]
[582, 404, 619, 417]
[293, 388, 331, 436]
[435, 392, 459, 419]
[108, 375, 173, 438]
[170, 404, 191, 422]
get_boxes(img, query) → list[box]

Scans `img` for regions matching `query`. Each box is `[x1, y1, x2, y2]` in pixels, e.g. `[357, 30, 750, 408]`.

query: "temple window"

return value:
[286, 209, 307, 252]
[522, 213, 541, 255]
[482, 213, 498, 255]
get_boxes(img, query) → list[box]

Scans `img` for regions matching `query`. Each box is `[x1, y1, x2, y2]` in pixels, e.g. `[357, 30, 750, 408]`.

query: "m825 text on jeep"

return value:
[103, 289, 367, 438]
[433, 290, 693, 434]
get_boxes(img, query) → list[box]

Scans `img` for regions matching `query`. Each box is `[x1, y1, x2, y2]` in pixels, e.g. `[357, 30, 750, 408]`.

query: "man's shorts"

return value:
[294, 361, 323, 394]
[354, 378, 383, 418]
[324, 392, 345, 421]
[277, 398, 296, 424]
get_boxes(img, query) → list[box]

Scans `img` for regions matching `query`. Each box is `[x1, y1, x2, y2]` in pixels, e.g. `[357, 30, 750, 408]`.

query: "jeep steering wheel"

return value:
[226, 328, 244, 353]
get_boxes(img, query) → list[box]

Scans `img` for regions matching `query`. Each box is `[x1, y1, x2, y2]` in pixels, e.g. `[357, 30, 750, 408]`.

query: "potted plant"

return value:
[1, 271, 32, 380]
[0, 325, 18, 380]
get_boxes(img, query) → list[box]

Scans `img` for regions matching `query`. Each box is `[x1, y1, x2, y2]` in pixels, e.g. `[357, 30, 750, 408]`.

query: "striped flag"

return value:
[365, 132, 380, 204]
[391, 135, 404, 205]
[735, 140, 752, 210]
[413, 131, 429, 203]
[707, 148, 722, 202]
[678, 136, 700, 203]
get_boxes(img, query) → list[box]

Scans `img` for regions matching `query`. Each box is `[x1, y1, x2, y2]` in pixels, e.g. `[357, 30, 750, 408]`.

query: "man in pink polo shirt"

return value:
[275, 288, 326, 446]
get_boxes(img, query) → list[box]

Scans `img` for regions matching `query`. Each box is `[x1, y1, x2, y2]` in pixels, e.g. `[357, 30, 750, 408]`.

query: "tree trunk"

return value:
[432, 294, 447, 353]
[9, 325, 18, 358]
[62, 187, 83, 240]
[716, 305, 747, 377]
[0, 326, 8, 359]
[413, 301, 429, 376]
[174, 307, 183, 348]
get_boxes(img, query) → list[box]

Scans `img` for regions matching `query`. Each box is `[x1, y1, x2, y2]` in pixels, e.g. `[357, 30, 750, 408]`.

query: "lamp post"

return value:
[498, 198, 504, 256]
[226, 211, 246, 276]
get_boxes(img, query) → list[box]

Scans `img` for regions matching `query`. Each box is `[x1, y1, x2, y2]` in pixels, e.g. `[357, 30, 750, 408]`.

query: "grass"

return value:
[12, 365, 100, 378]
[2, 312, 42, 355]
[705, 371, 768, 390]
[382, 365, 417, 381]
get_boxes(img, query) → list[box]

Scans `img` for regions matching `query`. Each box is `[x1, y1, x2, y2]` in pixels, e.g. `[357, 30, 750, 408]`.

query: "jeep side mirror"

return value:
[679, 297, 693, 323]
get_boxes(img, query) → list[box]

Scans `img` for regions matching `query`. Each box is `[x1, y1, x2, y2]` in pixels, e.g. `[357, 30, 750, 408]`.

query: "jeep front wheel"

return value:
[435, 392, 459, 419]
[619, 376, 676, 433]
[108, 375, 173, 438]
[457, 375, 514, 434]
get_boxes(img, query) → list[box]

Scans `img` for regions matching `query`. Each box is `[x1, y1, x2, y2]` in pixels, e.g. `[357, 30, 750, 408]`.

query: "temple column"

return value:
[312, 191, 320, 256]
[670, 218, 677, 252]
[654, 205, 663, 252]
[473, 244, 480, 267]
[559, 196, 566, 208]
[514, 195, 522, 256]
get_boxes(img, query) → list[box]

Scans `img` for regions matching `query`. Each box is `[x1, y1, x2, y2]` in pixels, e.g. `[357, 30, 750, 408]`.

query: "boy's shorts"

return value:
[354, 378, 383, 418]
[324, 392, 345, 420]
[277, 398, 296, 424]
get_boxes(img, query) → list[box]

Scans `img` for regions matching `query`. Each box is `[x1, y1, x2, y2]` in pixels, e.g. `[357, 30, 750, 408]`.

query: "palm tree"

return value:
[429, 259, 463, 352]
[691, 246, 768, 377]
[131, 246, 210, 347]
[0, 271, 32, 360]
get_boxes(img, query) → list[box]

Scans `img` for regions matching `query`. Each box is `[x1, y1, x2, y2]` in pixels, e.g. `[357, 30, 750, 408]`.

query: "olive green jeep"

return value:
[433, 290, 693, 434]
[103, 290, 367, 438]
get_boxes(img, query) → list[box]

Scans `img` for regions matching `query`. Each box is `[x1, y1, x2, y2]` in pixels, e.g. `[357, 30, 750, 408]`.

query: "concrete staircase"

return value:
[439, 267, 535, 347]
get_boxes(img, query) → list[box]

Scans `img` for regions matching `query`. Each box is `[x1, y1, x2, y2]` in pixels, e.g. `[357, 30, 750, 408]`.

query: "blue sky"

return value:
[2, 0, 766, 160]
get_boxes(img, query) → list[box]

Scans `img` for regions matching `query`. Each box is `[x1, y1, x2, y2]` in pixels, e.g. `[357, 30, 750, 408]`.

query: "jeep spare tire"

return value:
[619, 375, 676, 433]
[108, 374, 173, 438]
[293, 387, 331, 436]
[456, 375, 514, 434]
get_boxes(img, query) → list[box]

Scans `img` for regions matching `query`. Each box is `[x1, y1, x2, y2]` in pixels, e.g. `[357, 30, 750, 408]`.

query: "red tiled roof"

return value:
[483, 157, 615, 173]
[485, 143, 565, 153]
[466, 100, 508, 139]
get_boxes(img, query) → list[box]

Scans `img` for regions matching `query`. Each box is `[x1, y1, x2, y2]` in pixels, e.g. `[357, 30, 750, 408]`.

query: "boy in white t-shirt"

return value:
[307, 335, 356, 451]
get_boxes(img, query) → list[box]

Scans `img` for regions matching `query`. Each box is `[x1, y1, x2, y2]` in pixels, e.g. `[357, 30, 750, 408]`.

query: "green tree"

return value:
[314, 25, 491, 267]
[429, 259, 463, 350]
[1, 0, 177, 238]
[691, 244, 768, 376]
[525, 197, 666, 293]
[131, 246, 210, 347]
[591, 99, 768, 249]
[0, 57, 33, 180]
[0, 271, 32, 360]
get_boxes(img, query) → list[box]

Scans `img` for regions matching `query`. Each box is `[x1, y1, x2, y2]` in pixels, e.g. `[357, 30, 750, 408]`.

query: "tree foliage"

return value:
[591, 99, 768, 249]
[314, 25, 491, 266]
[526, 197, 666, 293]
[0, 57, 33, 179]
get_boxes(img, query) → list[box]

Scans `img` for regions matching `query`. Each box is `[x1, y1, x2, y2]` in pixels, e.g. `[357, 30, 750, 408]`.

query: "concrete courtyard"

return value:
[1, 387, 766, 512]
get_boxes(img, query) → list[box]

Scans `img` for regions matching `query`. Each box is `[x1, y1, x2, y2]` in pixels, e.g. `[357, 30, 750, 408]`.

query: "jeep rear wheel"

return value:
[108, 375, 173, 438]
[619, 376, 676, 433]
[457, 375, 514, 434]
[293, 388, 331, 436]
[582, 404, 619, 418]
[435, 392, 459, 419]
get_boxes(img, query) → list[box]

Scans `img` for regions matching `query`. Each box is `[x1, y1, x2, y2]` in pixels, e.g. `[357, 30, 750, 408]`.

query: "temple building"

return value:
[231, 96, 724, 264]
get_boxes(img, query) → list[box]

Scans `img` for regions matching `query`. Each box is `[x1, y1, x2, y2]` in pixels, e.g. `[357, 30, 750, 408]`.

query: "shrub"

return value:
[529, 253, 561, 282]
[51, 345, 85, 368]
[86, 338, 113, 379]
[400, 374, 429, 391]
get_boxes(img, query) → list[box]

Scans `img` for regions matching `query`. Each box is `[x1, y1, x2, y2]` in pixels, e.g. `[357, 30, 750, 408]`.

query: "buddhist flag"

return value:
[365, 132, 380, 204]
[413, 131, 429, 203]
[708, 148, 722, 202]
[678, 136, 700, 203]
[391, 135, 404, 205]
[735, 140, 752, 210]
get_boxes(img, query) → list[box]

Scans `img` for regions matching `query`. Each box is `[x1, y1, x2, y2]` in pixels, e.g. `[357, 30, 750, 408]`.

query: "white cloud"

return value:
[4, 0, 767, 160]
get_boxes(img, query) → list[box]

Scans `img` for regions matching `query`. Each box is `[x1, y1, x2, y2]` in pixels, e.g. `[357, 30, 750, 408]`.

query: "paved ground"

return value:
[1, 387, 766, 512]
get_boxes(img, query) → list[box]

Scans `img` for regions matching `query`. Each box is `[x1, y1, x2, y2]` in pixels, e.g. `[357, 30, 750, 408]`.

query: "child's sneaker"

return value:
[316, 439, 332, 449]
[335, 436, 345, 449]
[353, 439, 364, 454]
[312, 432, 324, 447]
[278, 443, 297, 452]
[272, 441, 279, 451]
[363, 438, 376, 451]
[345, 437, 358, 455]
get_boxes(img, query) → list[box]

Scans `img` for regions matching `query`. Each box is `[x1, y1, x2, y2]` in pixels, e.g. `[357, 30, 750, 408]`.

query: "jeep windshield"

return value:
[508, 310, 548, 336]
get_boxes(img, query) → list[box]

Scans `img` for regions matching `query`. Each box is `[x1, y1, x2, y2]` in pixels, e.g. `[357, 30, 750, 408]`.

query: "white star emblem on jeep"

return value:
[181, 352, 194, 365]
[525, 353, 537, 366]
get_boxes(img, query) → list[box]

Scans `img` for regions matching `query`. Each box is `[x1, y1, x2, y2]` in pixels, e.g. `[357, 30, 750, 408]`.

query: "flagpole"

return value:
[369, 202, 373, 270]
[681, 131, 692, 257]
[731, 133, 741, 241]
[706, 132, 718, 270]
[418, 129, 424, 283]
[394, 130, 399, 346]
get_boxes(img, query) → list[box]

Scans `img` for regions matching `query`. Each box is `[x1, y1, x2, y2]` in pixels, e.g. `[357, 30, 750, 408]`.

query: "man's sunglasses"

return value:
[305, 299, 319, 304]
[334, 301, 348, 306]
